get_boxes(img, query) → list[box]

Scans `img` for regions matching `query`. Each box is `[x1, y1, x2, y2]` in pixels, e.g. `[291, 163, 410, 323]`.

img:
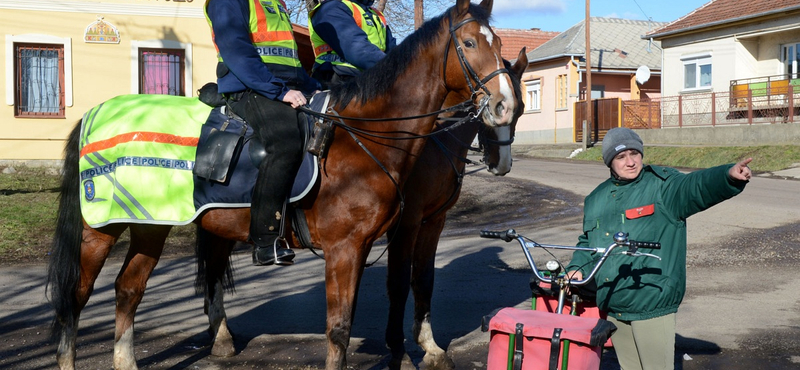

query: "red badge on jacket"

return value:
[625, 204, 654, 219]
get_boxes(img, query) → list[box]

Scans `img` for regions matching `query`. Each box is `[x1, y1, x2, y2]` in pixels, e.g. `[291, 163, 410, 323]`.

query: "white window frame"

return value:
[130, 40, 193, 96]
[5, 34, 73, 107]
[781, 43, 800, 78]
[525, 79, 541, 112]
[681, 53, 712, 92]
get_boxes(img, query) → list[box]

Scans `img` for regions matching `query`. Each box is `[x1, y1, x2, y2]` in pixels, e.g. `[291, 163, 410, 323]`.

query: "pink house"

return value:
[515, 17, 666, 144]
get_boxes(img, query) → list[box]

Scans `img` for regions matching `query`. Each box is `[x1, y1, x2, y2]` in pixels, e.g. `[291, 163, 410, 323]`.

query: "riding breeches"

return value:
[229, 90, 304, 244]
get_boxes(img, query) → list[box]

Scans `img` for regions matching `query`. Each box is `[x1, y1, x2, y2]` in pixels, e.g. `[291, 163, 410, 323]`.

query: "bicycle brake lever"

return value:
[623, 251, 662, 260]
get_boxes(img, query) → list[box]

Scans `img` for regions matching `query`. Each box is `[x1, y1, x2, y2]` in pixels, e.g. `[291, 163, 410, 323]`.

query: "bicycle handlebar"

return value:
[480, 229, 661, 287]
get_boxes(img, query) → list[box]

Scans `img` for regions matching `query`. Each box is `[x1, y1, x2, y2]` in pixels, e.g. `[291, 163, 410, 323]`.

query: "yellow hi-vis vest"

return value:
[308, 0, 388, 71]
[205, 0, 302, 68]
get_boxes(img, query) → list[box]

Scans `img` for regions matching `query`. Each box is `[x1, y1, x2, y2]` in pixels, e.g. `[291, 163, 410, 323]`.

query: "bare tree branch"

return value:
[283, 0, 452, 38]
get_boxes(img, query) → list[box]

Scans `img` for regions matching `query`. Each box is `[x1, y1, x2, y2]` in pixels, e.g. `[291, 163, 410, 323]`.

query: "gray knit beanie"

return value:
[601, 127, 643, 167]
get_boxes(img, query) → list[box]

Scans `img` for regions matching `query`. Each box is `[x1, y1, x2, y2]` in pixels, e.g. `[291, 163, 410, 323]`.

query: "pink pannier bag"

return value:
[483, 307, 616, 370]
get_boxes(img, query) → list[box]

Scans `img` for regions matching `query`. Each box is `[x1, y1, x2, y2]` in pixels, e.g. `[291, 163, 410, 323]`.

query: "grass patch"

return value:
[0, 166, 196, 264]
[0, 167, 60, 263]
[571, 145, 800, 173]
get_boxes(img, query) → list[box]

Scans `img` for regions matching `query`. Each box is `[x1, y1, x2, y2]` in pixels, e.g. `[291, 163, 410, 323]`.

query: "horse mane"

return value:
[330, 3, 492, 106]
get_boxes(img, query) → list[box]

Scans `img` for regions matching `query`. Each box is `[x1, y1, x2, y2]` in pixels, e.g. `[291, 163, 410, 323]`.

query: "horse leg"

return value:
[411, 216, 454, 370]
[113, 225, 170, 370]
[196, 227, 237, 357]
[385, 225, 417, 370]
[324, 243, 369, 370]
[55, 223, 125, 370]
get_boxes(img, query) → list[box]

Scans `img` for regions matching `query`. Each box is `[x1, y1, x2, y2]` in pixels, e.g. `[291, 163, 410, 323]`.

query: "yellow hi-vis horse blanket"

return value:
[79, 94, 211, 227]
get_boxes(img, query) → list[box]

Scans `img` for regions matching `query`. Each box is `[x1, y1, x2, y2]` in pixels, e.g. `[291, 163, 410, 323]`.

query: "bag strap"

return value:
[512, 323, 524, 370]
[549, 328, 563, 370]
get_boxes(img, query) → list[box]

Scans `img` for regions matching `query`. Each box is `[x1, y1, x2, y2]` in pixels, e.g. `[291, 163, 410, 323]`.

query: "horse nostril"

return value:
[495, 101, 506, 118]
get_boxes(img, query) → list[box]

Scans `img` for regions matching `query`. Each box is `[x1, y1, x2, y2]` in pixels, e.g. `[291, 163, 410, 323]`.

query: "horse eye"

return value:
[463, 39, 476, 48]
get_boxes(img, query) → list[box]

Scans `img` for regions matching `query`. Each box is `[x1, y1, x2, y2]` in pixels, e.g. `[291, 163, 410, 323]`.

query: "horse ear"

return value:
[456, 0, 470, 16]
[512, 47, 528, 76]
[479, 0, 493, 13]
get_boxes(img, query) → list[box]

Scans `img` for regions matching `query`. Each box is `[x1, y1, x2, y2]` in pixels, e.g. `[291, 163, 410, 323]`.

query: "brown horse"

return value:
[46, 0, 516, 369]
[384, 48, 528, 370]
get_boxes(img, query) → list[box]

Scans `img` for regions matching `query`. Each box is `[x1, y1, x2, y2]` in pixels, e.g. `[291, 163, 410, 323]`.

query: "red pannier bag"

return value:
[482, 307, 616, 370]
[531, 278, 613, 348]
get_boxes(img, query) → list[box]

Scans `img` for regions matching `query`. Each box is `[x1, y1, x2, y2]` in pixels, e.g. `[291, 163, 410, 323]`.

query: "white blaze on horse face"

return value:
[477, 25, 515, 125]
[480, 25, 494, 46]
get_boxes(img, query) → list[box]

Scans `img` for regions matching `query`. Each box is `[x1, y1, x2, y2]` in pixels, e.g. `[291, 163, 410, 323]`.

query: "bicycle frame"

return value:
[480, 228, 660, 370]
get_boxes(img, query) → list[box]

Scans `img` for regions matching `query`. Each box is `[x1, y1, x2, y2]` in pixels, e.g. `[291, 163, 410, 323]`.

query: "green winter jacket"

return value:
[566, 164, 747, 321]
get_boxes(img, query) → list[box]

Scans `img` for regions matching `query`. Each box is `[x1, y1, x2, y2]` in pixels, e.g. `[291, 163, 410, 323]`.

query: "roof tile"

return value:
[648, 0, 800, 37]
[493, 28, 560, 60]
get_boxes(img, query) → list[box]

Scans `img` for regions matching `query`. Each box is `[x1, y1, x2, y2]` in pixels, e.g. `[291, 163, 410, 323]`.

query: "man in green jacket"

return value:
[566, 127, 752, 370]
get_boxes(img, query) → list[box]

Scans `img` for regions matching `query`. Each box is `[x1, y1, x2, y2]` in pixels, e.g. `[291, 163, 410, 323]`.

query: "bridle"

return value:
[443, 13, 510, 114]
[299, 10, 514, 267]
[300, 10, 511, 127]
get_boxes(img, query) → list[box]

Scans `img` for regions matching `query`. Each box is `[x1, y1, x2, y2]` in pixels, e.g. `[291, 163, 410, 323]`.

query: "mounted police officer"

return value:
[205, 0, 320, 266]
[308, 0, 397, 88]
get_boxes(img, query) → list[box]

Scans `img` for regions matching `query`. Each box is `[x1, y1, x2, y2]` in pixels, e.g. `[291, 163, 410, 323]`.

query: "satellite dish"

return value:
[635, 65, 651, 85]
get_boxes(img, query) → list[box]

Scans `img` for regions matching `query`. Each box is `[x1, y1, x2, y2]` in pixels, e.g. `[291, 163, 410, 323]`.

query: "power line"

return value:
[631, 0, 652, 23]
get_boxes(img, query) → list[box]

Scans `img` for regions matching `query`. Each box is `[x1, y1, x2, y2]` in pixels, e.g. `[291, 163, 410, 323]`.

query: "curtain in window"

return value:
[142, 51, 181, 95]
[20, 48, 60, 113]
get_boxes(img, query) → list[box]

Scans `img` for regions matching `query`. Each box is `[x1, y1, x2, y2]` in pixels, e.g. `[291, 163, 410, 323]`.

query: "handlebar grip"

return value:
[479, 229, 516, 242]
[630, 240, 661, 249]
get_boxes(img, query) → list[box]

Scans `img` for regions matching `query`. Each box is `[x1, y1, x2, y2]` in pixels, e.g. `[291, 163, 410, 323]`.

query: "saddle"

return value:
[193, 83, 332, 185]
[193, 83, 331, 250]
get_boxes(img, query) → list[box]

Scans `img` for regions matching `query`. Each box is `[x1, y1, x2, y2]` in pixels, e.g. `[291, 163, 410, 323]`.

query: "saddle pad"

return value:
[78, 93, 326, 228]
[79, 95, 210, 227]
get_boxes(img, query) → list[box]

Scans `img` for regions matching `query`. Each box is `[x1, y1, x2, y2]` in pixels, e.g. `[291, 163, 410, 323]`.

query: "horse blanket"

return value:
[78, 94, 319, 228]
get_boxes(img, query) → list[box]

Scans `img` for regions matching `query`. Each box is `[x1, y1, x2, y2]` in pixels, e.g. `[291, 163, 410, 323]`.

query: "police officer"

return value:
[205, 0, 320, 266]
[308, 0, 397, 87]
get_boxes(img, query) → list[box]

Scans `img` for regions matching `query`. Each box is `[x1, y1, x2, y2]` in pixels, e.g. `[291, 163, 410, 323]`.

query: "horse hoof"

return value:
[211, 342, 236, 358]
[211, 330, 236, 357]
[423, 352, 455, 370]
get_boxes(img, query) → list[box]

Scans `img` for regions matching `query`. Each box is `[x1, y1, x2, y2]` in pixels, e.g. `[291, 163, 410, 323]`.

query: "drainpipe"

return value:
[569, 55, 586, 145]
[571, 56, 583, 96]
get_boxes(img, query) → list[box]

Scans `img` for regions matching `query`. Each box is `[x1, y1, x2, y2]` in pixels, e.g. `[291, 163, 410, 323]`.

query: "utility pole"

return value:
[415, 0, 424, 29]
[584, 0, 592, 147]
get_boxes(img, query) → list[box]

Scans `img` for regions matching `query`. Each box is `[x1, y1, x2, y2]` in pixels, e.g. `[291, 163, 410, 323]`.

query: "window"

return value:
[139, 48, 185, 95]
[591, 85, 605, 100]
[14, 44, 64, 117]
[782, 43, 799, 78]
[556, 74, 567, 109]
[6, 35, 72, 117]
[525, 79, 540, 111]
[131, 40, 193, 96]
[682, 54, 712, 90]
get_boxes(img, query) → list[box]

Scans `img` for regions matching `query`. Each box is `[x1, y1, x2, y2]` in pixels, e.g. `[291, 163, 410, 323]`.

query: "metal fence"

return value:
[621, 89, 800, 129]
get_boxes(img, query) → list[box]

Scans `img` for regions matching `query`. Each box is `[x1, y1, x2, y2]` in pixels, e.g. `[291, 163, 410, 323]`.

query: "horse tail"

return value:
[46, 121, 84, 340]
[194, 225, 236, 296]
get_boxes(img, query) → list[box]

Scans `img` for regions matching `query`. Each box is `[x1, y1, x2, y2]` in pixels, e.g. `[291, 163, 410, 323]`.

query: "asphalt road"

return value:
[1, 157, 799, 369]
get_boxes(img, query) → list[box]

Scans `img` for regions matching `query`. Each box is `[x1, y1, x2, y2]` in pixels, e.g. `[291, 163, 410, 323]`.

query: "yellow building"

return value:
[1, 0, 215, 161]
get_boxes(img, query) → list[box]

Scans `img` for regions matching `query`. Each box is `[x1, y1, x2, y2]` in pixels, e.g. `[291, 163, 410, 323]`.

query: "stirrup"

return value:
[252, 237, 295, 266]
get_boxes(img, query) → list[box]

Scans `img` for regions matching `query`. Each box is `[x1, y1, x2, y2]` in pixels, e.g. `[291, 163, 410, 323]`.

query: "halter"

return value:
[443, 13, 510, 111]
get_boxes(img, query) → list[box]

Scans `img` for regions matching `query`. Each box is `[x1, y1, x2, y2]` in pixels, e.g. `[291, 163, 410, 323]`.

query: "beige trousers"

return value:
[607, 313, 676, 370]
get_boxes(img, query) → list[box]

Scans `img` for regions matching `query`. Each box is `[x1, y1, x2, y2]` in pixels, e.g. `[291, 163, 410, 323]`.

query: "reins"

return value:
[301, 10, 511, 267]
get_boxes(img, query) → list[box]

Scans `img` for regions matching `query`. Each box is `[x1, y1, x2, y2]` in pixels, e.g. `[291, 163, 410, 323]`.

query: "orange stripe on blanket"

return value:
[80, 131, 199, 157]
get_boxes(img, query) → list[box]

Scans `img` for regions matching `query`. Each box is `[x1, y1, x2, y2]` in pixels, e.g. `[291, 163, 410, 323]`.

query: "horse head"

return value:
[481, 47, 528, 175]
[444, 0, 517, 128]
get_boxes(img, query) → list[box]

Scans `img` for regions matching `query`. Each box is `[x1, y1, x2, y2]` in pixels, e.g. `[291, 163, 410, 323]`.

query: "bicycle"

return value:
[479, 229, 661, 370]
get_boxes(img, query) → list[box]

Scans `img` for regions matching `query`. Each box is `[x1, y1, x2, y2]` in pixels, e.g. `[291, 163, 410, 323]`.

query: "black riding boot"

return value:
[250, 193, 295, 266]
[232, 91, 304, 266]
